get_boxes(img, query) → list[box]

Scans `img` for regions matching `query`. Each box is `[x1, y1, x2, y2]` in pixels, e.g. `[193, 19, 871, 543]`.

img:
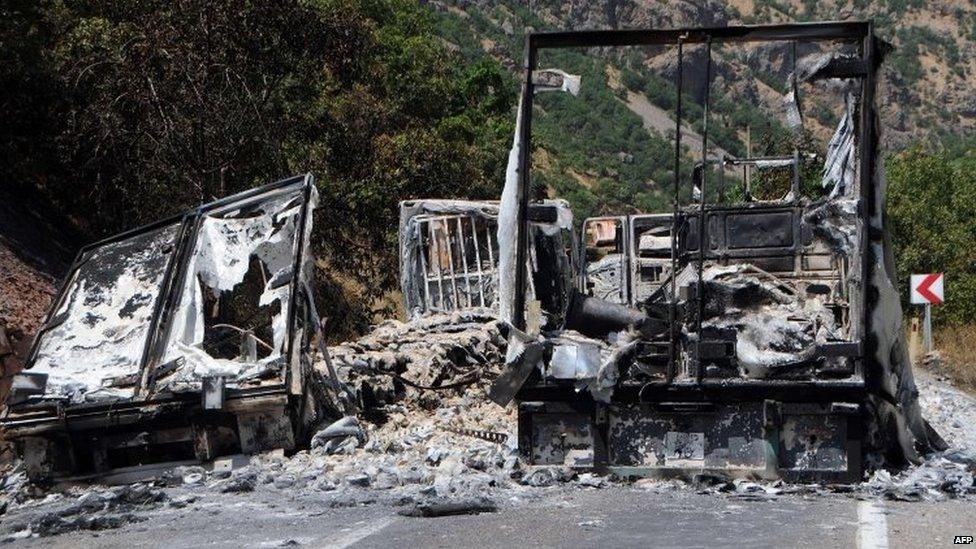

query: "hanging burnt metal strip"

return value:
[513, 35, 537, 331]
[456, 217, 473, 308]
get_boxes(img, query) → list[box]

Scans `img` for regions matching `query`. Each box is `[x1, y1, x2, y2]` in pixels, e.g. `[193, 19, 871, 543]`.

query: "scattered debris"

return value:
[397, 497, 498, 517]
[326, 310, 507, 411]
[864, 450, 975, 501]
[1, 484, 167, 538]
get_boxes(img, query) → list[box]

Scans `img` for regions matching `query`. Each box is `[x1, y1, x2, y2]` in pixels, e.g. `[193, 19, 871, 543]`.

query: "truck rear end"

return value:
[495, 22, 939, 483]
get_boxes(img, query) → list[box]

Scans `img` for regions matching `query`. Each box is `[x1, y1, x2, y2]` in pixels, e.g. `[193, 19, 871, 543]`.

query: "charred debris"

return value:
[0, 22, 948, 487]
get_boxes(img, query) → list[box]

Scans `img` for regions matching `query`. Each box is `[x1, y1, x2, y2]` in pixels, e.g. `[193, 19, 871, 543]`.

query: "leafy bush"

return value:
[887, 149, 976, 325]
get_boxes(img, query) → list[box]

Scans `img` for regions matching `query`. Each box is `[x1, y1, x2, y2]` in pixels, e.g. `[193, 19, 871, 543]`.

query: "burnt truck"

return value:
[500, 22, 942, 483]
[401, 22, 941, 483]
[2, 176, 337, 478]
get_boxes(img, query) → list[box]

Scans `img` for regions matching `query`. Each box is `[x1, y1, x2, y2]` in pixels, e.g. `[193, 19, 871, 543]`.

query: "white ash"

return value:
[247, 394, 523, 501]
[325, 309, 508, 409]
[0, 483, 168, 539]
[861, 369, 976, 501]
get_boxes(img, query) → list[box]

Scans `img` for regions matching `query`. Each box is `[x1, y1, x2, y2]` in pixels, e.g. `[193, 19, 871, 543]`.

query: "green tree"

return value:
[887, 148, 976, 325]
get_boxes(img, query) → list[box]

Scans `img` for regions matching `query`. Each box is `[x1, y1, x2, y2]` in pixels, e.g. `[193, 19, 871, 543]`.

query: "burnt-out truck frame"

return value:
[510, 22, 884, 483]
[2, 175, 335, 478]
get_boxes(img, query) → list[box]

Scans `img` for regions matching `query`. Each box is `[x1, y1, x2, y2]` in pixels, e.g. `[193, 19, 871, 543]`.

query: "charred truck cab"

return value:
[2, 176, 335, 479]
[503, 22, 894, 483]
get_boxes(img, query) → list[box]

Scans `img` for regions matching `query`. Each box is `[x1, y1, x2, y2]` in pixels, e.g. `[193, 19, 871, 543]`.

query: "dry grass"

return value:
[931, 324, 976, 391]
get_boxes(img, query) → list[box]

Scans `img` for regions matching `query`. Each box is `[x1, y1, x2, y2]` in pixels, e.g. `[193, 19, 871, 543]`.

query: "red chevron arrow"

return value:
[915, 273, 943, 304]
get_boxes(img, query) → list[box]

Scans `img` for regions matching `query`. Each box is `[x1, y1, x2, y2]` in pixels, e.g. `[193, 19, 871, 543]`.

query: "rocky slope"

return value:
[433, 0, 976, 150]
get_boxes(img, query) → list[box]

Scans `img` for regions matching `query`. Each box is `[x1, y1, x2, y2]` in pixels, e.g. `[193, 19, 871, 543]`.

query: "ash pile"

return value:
[326, 310, 508, 413]
[301, 309, 523, 500]
[860, 369, 976, 502]
[165, 307, 614, 518]
[256, 308, 599, 503]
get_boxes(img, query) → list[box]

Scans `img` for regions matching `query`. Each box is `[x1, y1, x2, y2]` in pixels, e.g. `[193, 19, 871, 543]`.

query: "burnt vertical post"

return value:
[513, 36, 537, 331]
[284, 176, 315, 395]
[857, 23, 876, 353]
[792, 148, 801, 199]
[668, 38, 684, 383]
[695, 36, 713, 383]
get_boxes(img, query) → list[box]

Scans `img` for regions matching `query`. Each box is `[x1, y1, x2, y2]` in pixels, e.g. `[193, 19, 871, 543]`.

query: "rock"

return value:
[426, 447, 448, 465]
[219, 471, 257, 493]
[396, 467, 427, 486]
[521, 468, 556, 487]
[501, 19, 514, 36]
[373, 471, 399, 490]
[168, 495, 198, 509]
[346, 474, 371, 488]
[328, 437, 360, 455]
[273, 474, 297, 490]
[577, 473, 607, 488]
[315, 479, 338, 492]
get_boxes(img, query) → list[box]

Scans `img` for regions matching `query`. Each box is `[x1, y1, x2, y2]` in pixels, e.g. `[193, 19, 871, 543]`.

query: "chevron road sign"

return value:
[910, 273, 944, 305]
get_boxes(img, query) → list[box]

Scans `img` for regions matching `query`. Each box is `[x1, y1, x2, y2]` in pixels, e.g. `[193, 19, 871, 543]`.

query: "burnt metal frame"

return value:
[512, 21, 877, 386]
[578, 215, 629, 304]
[20, 174, 317, 404]
[415, 213, 498, 312]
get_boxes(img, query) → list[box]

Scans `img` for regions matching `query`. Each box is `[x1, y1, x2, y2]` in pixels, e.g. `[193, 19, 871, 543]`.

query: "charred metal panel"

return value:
[518, 402, 594, 466]
[399, 199, 575, 325]
[236, 409, 296, 453]
[726, 212, 794, 249]
[518, 399, 860, 480]
[778, 403, 855, 473]
[28, 223, 180, 403]
[682, 207, 800, 261]
[607, 403, 768, 472]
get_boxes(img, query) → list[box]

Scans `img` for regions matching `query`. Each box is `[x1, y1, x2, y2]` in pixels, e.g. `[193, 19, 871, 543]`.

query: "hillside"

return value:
[427, 0, 976, 219]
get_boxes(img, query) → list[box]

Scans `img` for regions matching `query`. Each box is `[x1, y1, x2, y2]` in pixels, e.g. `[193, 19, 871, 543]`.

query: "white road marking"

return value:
[857, 500, 889, 549]
[319, 516, 397, 549]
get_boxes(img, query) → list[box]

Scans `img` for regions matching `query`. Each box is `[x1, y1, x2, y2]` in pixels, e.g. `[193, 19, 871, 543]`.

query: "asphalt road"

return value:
[6, 485, 973, 549]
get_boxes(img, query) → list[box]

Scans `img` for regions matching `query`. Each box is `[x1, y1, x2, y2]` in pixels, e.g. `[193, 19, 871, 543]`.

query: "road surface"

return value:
[6, 484, 972, 548]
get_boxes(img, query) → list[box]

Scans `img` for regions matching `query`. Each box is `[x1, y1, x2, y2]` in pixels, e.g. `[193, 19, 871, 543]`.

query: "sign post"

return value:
[910, 273, 944, 354]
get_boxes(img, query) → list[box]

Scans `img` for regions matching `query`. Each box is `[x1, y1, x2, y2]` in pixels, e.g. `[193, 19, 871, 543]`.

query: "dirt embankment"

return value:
[0, 189, 80, 397]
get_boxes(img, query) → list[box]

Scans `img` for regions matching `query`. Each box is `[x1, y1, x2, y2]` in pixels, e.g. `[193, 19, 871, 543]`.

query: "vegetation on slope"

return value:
[0, 0, 515, 339]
